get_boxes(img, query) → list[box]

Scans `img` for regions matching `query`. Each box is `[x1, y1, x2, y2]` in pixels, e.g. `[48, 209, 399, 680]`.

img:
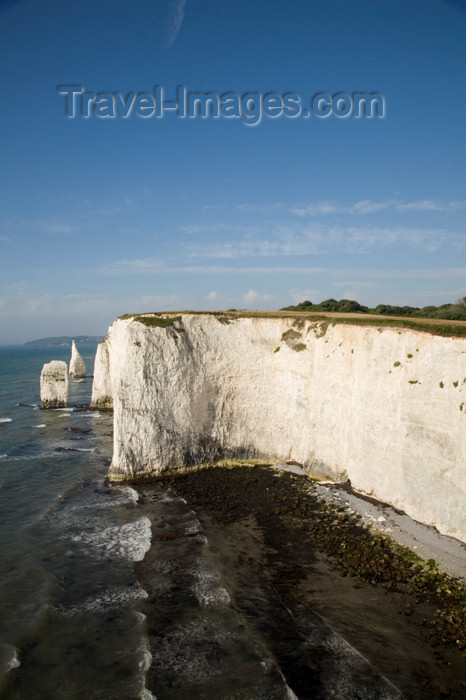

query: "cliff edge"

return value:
[91, 313, 466, 541]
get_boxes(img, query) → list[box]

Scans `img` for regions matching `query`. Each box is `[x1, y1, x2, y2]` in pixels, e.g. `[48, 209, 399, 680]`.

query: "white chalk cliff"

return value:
[91, 314, 466, 542]
[69, 340, 86, 378]
[40, 360, 69, 408]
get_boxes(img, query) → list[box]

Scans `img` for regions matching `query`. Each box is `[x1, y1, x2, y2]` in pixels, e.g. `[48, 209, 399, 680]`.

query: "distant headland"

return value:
[24, 336, 102, 347]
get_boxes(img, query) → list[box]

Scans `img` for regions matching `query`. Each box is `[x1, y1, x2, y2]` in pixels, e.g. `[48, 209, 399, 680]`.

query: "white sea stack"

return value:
[69, 340, 86, 378]
[40, 360, 69, 408]
[91, 314, 466, 542]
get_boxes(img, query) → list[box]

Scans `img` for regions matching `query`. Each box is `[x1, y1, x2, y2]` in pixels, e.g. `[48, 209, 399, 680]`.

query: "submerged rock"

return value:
[40, 361, 69, 408]
[69, 340, 86, 378]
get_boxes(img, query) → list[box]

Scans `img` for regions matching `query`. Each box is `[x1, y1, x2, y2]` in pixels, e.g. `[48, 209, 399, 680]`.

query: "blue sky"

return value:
[0, 0, 465, 342]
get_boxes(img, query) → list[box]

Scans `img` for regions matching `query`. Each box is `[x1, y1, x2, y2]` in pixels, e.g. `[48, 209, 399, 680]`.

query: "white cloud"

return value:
[184, 223, 452, 259]
[243, 289, 258, 304]
[350, 200, 390, 214]
[166, 0, 187, 48]
[102, 258, 166, 275]
[291, 201, 340, 217]
[291, 199, 466, 217]
[98, 257, 466, 282]
[242, 289, 273, 306]
[206, 291, 217, 300]
[47, 223, 73, 234]
[396, 200, 466, 212]
[237, 202, 284, 214]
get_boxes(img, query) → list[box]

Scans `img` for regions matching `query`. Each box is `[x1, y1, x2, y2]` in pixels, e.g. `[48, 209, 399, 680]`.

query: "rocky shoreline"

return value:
[142, 465, 466, 698]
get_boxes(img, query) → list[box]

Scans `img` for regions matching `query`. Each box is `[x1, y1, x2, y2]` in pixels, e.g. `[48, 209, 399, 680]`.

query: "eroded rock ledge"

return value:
[91, 313, 466, 541]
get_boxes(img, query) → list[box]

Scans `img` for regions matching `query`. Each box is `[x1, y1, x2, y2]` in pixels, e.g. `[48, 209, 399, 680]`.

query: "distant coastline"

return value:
[24, 336, 102, 347]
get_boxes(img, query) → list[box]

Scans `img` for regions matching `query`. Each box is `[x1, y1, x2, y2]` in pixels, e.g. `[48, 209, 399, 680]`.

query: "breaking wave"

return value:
[70, 516, 152, 562]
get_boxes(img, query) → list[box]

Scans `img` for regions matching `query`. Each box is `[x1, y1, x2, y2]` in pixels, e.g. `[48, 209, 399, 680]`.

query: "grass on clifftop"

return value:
[118, 314, 182, 329]
[116, 310, 466, 338]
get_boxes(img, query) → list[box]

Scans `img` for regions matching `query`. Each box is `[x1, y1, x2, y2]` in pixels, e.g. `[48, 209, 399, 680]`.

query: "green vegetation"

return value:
[282, 298, 368, 313]
[407, 353, 413, 358]
[408, 380, 419, 384]
[281, 329, 301, 342]
[394, 361, 401, 367]
[293, 343, 306, 352]
[274, 347, 280, 353]
[453, 380, 459, 388]
[314, 320, 330, 338]
[116, 309, 466, 338]
[132, 315, 182, 329]
[215, 315, 232, 324]
[282, 297, 466, 321]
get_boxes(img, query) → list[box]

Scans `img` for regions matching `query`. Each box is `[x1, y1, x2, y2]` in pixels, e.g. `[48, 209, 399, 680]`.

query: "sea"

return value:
[0, 344, 154, 699]
[0, 345, 462, 699]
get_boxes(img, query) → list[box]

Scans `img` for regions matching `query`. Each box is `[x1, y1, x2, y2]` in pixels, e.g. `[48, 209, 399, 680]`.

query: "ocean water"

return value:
[1, 346, 462, 699]
[0, 345, 153, 698]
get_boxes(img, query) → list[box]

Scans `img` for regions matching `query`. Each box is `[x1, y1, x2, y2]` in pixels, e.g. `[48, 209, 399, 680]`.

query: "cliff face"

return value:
[92, 314, 466, 541]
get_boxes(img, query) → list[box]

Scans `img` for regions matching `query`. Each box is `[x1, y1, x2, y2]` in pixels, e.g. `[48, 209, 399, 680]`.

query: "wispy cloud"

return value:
[351, 200, 390, 214]
[237, 202, 285, 214]
[291, 199, 465, 217]
[100, 258, 327, 276]
[47, 223, 74, 234]
[180, 223, 232, 235]
[396, 200, 465, 212]
[99, 258, 466, 281]
[292, 201, 340, 217]
[166, 0, 188, 48]
[242, 289, 273, 305]
[102, 258, 166, 276]
[184, 223, 453, 258]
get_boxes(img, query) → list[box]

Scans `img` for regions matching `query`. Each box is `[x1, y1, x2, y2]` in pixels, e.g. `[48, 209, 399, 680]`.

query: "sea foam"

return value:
[71, 516, 152, 562]
[55, 583, 148, 618]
